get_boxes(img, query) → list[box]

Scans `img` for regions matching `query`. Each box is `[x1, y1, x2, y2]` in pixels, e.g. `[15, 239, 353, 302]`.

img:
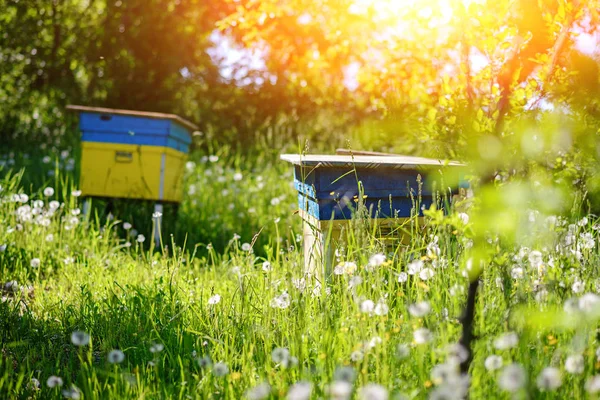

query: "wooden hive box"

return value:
[280, 153, 467, 276]
[67, 105, 197, 203]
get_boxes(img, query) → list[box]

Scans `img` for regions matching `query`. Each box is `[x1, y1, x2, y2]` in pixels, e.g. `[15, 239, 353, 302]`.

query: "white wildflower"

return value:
[586, 375, 600, 394]
[108, 349, 125, 364]
[43, 187, 54, 197]
[246, 382, 271, 400]
[70, 331, 90, 346]
[419, 267, 435, 280]
[413, 328, 433, 344]
[485, 355, 503, 371]
[536, 367, 562, 391]
[368, 253, 386, 269]
[565, 354, 585, 374]
[397, 272, 408, 283]
[357, 383, 388, 400]
[30, 258, 41, 268]
[287, 381, 312, 400]
[498, 364, 527, 392]
[360, 299, 375, 314]
[407, 259, 424, 275]
[208, 294, 221, 305]
[47, 376, 63, 388]
[212, 362, 229, 376]
[374, 300, 389, 316]
[327, 381, 352, 400]
[494, 332, 519, 350]
[408, 301, 431, 318]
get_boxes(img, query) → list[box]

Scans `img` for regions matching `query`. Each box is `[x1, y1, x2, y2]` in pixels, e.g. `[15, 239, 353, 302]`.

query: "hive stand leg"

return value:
[153, 203, 163, 248]
[321, 221, 345, 278]
[82, 198, 92, 218]
[302, 215, 324, 278]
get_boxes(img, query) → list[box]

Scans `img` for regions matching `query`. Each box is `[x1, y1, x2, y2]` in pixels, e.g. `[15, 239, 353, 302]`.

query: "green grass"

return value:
[1, 148, 600, 399]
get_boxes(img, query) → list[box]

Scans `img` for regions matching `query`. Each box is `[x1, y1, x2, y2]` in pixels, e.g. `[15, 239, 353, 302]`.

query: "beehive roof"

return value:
[280, 154, 464, 168]
[66, 105, 199, 131]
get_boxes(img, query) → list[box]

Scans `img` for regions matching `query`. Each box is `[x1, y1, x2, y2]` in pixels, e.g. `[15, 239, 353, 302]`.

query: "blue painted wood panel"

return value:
[298, 193, 434, 220]
[79, 112, 192, 154]
[169, 122, 193, 145]
[80, 112, 170, 135]
[293, 166, 455, 199]
[293, 164, 462, 220]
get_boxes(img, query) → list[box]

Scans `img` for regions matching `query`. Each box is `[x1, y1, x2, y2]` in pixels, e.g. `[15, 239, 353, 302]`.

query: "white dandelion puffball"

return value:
[108, 349, 125, 364]
[262, 261, 272, 272]
[272, 347, 291, 365]
[287, 381, 312, 400]
[392, 345, 409, 361]
[241, 243, 252, 251]
[565, 354, 585, 374]
[123, 222, 132, 230]
[233, 172, 243, 181]
[419, 267, 435, 281]
[494, 332, 519, 350]
[397, 272, 408, 283]
[586, 375, 600, 394]
[572, 280, 585, 294]
[357, 383, 388, 400]
[47, 376, 64, 388]
[536, 367, 562, 391]
[498, 364, 526, 392]
[208, 294, 221, 305]
[43, 187, 54, 197]
[408, 301, 431, 318]
[334, 366, 357, 383]
[212, 362, 229, 376]
[407, 259, 424, 275]
[30, 258, 41, 268]
[374, 301, 389, 316]
[458, 212, 469, 225]
[62, 385, 81, 399]
[350, 350, 364, 362]
[368, 253, 386, 268]
[71, 331, 90, 346]
[245, 382, 271, 400]
[136, 234, 145, 243]
[328, 381, 352, 400]
[149, 343, 164, 353]
[484, 355, 503, 371]
[413, 328, 433, 344]
[209, 155, 219, 162]
[71, 190, 82, 197]
[360, 299, 375, 314]
[579, 293, 600, 314]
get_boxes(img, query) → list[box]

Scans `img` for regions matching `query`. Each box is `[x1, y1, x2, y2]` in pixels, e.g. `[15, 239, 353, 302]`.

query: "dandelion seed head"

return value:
[149, 343, 164, 353]
[498, 364, 526, 392]
[287, 381, 312, 400]
[357, 383, 388, 400]
[46, 376, 63, 388]
[565, 354, 585, 374]
[484, 355, 503, 371]
[413, 328, 433, 344]
[108, 349, 125, 364]
[212, 362, 229, 376]
[408, 301, 431, 318]
[246, 382, 271, 400]
[208, 294, 221, 305]
[71, 331, 90, 346]
[536, 367, 562, 391]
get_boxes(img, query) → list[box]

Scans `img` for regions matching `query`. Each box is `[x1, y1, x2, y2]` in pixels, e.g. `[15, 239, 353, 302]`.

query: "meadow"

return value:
[1, 142, 600, 400]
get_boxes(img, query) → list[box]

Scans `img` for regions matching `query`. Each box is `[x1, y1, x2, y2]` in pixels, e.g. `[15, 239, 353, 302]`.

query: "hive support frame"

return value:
[153, 203, 163, 248]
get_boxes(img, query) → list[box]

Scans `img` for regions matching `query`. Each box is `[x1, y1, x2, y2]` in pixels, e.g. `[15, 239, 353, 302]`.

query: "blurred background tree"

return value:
[1, 0, 600, 161]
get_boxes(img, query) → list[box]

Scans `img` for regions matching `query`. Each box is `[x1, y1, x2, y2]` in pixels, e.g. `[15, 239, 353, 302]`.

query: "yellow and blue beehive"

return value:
[67, 105, 196, 203]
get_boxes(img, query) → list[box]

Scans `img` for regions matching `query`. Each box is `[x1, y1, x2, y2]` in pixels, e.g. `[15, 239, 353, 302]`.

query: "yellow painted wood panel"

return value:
[80, 142, 183, 201]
